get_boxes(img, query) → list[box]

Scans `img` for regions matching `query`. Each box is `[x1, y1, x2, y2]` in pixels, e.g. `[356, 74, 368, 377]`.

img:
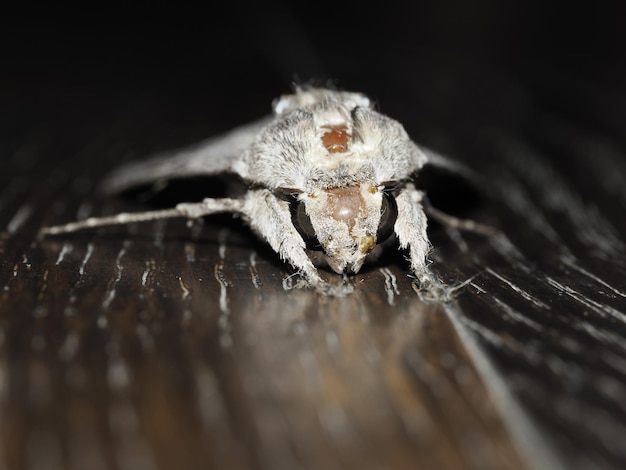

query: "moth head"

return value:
[285, 183, 398, 274]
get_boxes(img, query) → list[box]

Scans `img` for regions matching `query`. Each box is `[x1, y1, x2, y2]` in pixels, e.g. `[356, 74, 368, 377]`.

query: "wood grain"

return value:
[0, 212, 536, 470]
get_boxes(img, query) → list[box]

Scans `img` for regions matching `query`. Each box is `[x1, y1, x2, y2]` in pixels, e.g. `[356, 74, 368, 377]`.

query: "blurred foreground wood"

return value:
[0, 220, 534, 469]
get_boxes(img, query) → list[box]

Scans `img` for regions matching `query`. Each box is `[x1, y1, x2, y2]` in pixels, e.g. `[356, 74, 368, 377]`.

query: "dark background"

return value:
[4, 3, 625, 166]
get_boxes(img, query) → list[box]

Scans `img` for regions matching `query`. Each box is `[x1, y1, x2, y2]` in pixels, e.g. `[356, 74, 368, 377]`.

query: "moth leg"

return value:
[393, 185, 442, 294]
[423, 199, 496, 235]
[40, 198, 244, 235]
[241, 189, 348, 295]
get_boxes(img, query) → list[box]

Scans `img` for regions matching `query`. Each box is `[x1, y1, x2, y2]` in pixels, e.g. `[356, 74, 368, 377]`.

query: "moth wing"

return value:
[99, 115, 273, 195]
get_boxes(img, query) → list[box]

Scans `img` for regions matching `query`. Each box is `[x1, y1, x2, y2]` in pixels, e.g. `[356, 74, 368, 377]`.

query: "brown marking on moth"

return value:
[321, 125, 350, 153]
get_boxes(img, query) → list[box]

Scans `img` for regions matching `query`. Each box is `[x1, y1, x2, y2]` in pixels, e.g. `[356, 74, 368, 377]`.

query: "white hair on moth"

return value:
[273, 86, 371, 116]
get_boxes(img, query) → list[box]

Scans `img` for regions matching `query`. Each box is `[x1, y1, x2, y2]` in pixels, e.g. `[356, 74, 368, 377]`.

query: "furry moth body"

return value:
[42, 88, 474, 295]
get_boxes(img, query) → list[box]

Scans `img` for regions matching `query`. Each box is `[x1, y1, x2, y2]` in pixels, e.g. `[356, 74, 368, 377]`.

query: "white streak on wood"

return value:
[491, 297, 544, 331]
[79, 243, 94, 276]
[379, 267, 399, 305]
[141, 265, 150, 287]
[178, 276, 190, 300]
[214, 263, 229, 316]
[102, 242, 130, 309]
[218, 237, 227, 259]
[140, 259, 156, 291]
[249, 251, 261, 290]
[216, 229, 231, 347]
[12, 262, 19, 278]
[561, 255, 626, 299]
[55, 242, 73, 265]
[469, 281, 487, 294]
[485, 268, 550, 310]
[546, 276, 626, 324]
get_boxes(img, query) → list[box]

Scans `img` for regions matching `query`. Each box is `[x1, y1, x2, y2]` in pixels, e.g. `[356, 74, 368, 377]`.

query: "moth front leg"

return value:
[393, 185, 443, 295]
[241, 189, 348, 295]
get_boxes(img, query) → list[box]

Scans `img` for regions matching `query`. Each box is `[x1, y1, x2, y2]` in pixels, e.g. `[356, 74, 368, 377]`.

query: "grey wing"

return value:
[99, 115, 273, 195]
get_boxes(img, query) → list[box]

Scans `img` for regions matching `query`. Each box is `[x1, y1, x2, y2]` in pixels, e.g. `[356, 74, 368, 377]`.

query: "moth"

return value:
[42, 87, 481, 296]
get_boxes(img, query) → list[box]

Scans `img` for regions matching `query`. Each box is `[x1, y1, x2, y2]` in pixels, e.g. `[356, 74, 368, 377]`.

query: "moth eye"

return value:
[376, 193, 398, 243]
[289, 198, 322, 251]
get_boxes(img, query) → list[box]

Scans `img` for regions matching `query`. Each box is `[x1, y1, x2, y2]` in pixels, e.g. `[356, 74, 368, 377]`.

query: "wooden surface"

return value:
[3, 6, 626, 470]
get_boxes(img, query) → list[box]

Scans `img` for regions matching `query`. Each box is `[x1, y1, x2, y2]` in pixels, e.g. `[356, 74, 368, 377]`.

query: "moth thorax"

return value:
[321, 124, 350, 153]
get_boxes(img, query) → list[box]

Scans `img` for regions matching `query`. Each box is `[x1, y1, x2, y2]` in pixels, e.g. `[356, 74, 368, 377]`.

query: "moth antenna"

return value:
[39, 209, 186, 236]
[40, 198, 244, 236]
